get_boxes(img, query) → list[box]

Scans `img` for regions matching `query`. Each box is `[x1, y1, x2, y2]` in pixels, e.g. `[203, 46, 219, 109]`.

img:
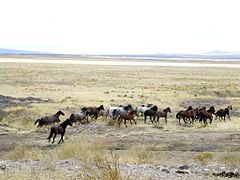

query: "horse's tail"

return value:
[176, 112, 181, 119]
[34, 119, 40, 126]
[47, 128, 54, 141]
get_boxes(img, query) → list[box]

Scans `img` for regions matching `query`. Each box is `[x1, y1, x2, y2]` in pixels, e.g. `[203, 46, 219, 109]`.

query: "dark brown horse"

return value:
[88, 105, 104, 119]
[197, 106, 215, 126]
[215, 105, 232, 121]
[118, 110, 138, 127]
[34, 110, 65, 127]
[47, 118, 73, 144]
[176, 106, 193, 125]
[154, 107, 171, 124]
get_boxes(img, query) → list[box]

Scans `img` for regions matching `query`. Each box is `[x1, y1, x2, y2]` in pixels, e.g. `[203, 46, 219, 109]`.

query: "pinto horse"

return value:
[153, 107, 171, 124]
[118, 110, 138, 127]
[47, 118, 72, 144]
[215, 105, 232, 121]
[136, 104, 153, 116]
[69, 109, 90, 125]
[34, 110, 65, 127]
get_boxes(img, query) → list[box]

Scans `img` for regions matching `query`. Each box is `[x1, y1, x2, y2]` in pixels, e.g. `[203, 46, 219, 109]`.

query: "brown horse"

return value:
[34, 110, 65, 127]
[118, 110, 138, 127]
[154, 107, 171, 124]
[197, 106, 215, 126]
[215, 105, 232, 121]
[88, 105, 104, 119]
[176, 106, 193, 125]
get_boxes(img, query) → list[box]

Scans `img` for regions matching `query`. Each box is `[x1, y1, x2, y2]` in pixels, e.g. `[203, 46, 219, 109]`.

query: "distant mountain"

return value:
[0, 48, 50, 55]
[202, 50, 240, 56]
[1, 48, 240, 60]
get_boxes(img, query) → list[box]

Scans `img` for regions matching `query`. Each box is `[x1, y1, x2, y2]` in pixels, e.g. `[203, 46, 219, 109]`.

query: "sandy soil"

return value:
[1, 57, 240, 68]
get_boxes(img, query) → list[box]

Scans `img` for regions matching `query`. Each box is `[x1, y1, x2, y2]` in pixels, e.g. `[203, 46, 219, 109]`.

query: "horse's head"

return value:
[98, 105, 104, 111]
[187, 106, 193, 111]
[166, 107, 171, 113]
[209, 106, 215, 113]
[66, 118, 73, 126]
[200, 106, 206, 111]
[124, 104, 132, 111]
[151, 105, 158, 112]
[228, 105, 233, 110]
[58, 110, 65, 116]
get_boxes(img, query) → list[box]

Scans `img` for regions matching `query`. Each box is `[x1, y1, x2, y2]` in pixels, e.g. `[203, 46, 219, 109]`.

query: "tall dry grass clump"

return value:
[220, 152, 240, 167]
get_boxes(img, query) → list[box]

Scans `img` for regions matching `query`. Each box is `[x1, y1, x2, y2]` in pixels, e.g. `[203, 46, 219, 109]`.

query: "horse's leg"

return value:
[157, 117, 160, 124]
[179, 118, 181, 125]
[183, 117, 188, 124]
[58, 134, 64, 144]
[150, 116, 154, 123]
[130, 119, 133, 126]
[118, 117, 122, 127]
[144, 115, 147, 124]
[52, 133, 57, 144]
[132, 118, 137, 125]
[210, 117, 213, 124]
[164, 116, 167, 124]
[47, 130, 53, 142]
[124, 119, 127, 127]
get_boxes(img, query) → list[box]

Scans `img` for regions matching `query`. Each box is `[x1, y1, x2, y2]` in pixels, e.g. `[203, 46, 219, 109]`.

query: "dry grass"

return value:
[3, 138, 108, 162]
[0, 168, 66, 180]
[194, 152, 214, 165]
[220, 152, 240, 167]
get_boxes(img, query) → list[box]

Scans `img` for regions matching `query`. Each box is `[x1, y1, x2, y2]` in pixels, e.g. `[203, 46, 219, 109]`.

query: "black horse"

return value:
[35, 110, 65, 127]
[144, 105, 158, 123]
[47, 118, 73, 144]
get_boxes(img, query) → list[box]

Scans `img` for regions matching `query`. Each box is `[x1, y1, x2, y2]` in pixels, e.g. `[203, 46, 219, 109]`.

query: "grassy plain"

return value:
[0, 58, 240, 179]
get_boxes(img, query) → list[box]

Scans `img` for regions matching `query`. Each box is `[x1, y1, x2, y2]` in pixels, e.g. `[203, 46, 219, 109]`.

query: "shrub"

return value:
[194, 152, 214, 165]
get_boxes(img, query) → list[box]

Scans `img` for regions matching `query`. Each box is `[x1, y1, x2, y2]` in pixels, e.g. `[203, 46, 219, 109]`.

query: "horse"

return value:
[34, 110, 65, 128]
[144, 105, 158, 124]
[153, 107, 171, 124]
[118, 110, 138, 127]
[97, 109, 108, 119]
[108, 104, 133, 119]
[69, 109, 90, 125]
[197, 106, 215, 126]
[215, 105, 232, 121]
[47, 118, 73, 144]
[88, 105, 104, 119]
[176, 106, 193, 125]
[136, 104, 153, 116]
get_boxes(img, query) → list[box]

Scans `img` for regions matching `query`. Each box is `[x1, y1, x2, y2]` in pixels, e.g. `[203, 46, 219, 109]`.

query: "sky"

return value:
[0, 0, 240, 54]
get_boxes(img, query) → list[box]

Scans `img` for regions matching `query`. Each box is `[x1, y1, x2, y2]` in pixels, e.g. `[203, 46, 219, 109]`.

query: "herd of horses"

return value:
[34, 104, 233, 144]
